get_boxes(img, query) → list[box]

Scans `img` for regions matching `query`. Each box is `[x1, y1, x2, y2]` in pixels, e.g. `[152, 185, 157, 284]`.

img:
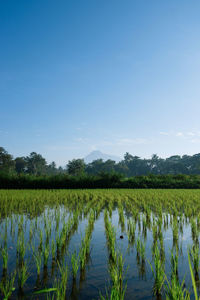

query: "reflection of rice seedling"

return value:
[56, 231, 61, 252]
[29, 223, 33, 243]
[51, 239, 56, 261]
[43, 244, 50, 268]
[142, 216, 147, 239]
[79, 241, 87, 270]
[127, 219, 136, 245]
[18, 261, 29, 289]
[32, 246, 42, 276]
[38, 229, 43, 251]
[172, 218, 179, 247]
[118, 203, 125, 232]
[0, 271, 16, 300]
[136, 238, 146, 278]
[152, 223, 158, 244]
[71, 250, 79, 279]
[191, 218, 198, 244]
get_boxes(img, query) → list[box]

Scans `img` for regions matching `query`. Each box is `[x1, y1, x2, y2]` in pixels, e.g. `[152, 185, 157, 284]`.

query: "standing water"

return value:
[0, 189, 199, 299]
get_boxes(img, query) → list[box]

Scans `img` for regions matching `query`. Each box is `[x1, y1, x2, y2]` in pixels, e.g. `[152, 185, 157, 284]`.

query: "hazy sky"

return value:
[1, 0, 200, 166]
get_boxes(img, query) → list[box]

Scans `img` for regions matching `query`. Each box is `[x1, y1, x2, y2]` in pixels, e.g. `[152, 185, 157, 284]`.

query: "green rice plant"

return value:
[0, 246, 8, 270]
[33, 288, 57, 297]
[17, 261, 29, 289]
[32, 244, 42, 276]
[165, 272, 190, 299]
[88, 209, 95, 230]
[16, 233, 26, 267]
[188, 252, 200, 300]
[157, 216, 163, 240]
[71, 250, 79, 279]
[164, 248, 190, 299]
[148, 242, 165, 296]
[171, 249, 179, 278]
[189, 244, 200, 276]
[0, 271, 16, 300]
[152, 223, 158, 244]
[109, 252, 127, 300]
[55, 261, 68, 300]
[160, 236, 165, 265]
[197, 214, 200, 231]
[104, 210, 116, 263]
[45, 226, 51, 247]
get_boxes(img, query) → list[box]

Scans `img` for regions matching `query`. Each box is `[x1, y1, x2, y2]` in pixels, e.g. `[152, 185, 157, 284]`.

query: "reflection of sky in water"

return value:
[0, 207, 198, 299]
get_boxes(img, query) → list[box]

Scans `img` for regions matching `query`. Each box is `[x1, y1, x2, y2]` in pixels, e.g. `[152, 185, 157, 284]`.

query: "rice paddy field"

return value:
[0, 189, 200, 300]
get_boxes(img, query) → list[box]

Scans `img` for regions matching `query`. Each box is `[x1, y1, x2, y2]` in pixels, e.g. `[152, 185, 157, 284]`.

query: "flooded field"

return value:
[0, 189, 200, 299]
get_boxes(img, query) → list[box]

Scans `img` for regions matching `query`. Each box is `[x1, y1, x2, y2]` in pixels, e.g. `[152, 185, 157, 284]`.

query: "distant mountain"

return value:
[84, 150, 121, 164]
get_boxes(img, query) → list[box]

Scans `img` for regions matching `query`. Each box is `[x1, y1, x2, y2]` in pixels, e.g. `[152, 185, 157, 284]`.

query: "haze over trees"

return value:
[1, 146, 200, 177]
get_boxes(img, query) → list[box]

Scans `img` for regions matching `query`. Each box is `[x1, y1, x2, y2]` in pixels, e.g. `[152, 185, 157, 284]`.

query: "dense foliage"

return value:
[1, 173, 200, 189]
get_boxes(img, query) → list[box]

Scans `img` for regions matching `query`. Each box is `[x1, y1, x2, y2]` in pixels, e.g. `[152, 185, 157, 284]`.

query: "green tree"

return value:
[67, 159, 85, 176]
[47, 161, 58, 175]
[26, 152, 47, 175]
[0, 147, 15, 174]
[15, 157, 27, 174]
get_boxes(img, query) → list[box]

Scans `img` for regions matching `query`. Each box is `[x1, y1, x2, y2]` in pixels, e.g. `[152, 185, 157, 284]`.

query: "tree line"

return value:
[1, 146, 200, 188]
[1, 146, 200, 177]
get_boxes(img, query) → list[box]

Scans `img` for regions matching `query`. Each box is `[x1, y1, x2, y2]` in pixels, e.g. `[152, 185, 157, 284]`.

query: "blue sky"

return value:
[1, 0, 200, 166]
